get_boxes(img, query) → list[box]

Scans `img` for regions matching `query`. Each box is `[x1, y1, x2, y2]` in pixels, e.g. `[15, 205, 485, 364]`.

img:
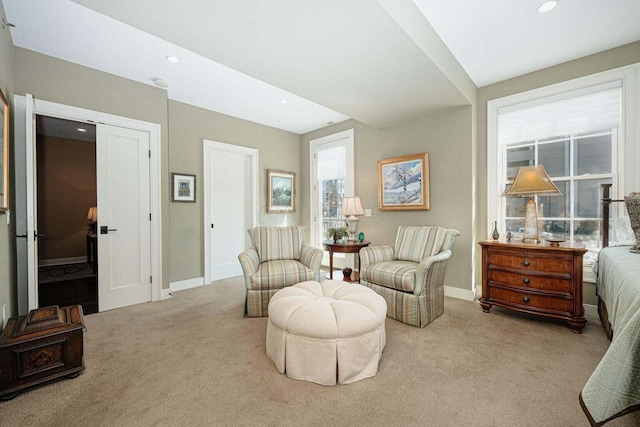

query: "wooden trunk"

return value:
[0, 305, 85, 400]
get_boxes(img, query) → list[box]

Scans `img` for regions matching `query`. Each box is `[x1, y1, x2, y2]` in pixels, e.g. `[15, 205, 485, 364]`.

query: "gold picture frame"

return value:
[267, 169, 295, 213]
[378, 152, 429, 211]
[0, 87, 9, 212]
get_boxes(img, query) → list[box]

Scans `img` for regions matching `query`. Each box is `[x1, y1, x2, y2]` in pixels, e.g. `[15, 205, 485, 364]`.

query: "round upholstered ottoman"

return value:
[266, 280, 387, 386]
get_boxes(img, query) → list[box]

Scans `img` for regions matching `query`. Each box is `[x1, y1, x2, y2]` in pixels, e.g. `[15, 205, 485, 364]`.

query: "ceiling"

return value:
[36, 116, 96, 143]
[3, 0, 640, 135]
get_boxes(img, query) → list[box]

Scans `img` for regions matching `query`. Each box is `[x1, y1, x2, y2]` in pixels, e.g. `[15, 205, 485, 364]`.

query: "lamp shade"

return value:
[505, 165, 561, 196]
[342, 197, 365, 217]
[87, 206, 98, 222]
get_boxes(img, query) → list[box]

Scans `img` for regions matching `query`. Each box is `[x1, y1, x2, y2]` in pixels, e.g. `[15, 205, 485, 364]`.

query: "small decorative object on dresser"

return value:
[479, 240, 587, 333]
[491, 221, 500, 240]
[0, 305, 85, 400]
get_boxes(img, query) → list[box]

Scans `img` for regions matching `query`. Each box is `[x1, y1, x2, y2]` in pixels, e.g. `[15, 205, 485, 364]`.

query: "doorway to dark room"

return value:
[35, 116, 98, 314]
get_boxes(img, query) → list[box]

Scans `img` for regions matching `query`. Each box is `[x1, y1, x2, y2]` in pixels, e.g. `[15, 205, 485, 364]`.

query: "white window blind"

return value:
[317, 146, 346, 181]
[498, 81, 622, 146]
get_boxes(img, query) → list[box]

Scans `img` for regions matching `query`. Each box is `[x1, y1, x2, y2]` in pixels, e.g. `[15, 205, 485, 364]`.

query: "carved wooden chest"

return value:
[0, 305, 85, 400]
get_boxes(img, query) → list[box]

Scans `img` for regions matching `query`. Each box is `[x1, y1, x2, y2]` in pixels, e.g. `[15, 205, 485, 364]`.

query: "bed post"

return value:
[601, 183, 612, 248]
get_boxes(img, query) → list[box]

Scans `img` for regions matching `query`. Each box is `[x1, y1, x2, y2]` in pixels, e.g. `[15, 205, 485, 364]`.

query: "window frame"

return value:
[502, 130, 617, 249]
[488, 64, 639, 252]
[309, 129, 355, 248]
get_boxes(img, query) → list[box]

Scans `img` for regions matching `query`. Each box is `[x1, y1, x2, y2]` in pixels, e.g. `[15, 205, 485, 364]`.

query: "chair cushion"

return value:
[249, 260, 315, 290]
[361, 261, 417, 292]
[394, 226, 446, 263]
[247, 226, 305, 262]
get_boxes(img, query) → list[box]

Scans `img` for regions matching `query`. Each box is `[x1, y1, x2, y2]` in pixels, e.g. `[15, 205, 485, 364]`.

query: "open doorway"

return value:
[35, 116, 98, 314]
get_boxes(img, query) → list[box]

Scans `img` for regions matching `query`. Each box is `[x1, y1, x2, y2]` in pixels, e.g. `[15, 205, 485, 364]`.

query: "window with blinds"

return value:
[310, 129, 355, 247]
[497, 81, 622, 258]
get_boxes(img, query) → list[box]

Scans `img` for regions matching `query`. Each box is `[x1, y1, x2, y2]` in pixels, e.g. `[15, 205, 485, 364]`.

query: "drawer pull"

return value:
[523, 278, 531, 285]
[34, 352, 52, 366]
[522, 297, 530, 303]
[522, 260, 530, 267]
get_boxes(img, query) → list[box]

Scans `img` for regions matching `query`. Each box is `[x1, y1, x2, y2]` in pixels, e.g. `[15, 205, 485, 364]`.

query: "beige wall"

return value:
[6, 30, 638, 312]
[14, 47, 171, 289]
[13, 50, 304, 287]
[0, 0, 15, 319]
[167, 101, 301, 283]
[36, 135, 96, 261]
[477, 41, 640, 305]
[301, 106, 475, 292]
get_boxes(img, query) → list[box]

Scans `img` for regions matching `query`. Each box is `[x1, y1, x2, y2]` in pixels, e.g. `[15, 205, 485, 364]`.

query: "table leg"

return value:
[329, 250, 334, 279]
[86, 235, 91, 264]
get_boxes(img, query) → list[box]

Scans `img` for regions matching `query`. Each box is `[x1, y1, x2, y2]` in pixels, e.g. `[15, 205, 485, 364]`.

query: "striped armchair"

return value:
[359, 226, 460, 327]
[238, 226, 323, 317]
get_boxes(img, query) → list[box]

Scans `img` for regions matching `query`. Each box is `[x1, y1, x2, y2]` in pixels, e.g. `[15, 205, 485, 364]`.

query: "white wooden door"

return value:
[97, 124, 151, 311]
[203, 141, 258, 283]
[24, 94, 39, 311]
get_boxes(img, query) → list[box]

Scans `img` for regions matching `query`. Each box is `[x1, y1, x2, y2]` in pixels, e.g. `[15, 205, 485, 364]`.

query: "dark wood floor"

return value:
[38, 275, 98, 314]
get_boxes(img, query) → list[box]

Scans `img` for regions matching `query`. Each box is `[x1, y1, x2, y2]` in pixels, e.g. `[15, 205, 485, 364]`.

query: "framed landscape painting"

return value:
[378, 152, 429, 211]
[268, 169, 295, 213]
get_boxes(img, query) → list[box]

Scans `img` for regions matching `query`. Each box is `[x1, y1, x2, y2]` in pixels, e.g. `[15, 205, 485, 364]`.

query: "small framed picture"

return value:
[378, 152, 429, 211]
[171, 173, 196, 202]
[267, 169, 295, 213]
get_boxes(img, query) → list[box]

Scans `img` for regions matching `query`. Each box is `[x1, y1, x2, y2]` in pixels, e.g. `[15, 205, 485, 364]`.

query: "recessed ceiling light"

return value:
[165, 55, 179, 64]
[538, 0, 558, 13]
[280, 99, 289, 104]
[77, 128, 86, 132]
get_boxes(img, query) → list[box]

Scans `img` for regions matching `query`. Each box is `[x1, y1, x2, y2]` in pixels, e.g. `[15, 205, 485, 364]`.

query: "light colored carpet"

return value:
[2, 277, 639, 427]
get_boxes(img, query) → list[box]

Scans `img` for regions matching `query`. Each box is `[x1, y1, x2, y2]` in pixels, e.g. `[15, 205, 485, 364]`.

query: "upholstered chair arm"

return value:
[413, 250, 453, 295]
[238, 247, 260, 289]
[300, 243, 324, 281]
[360, 245, 396, 270]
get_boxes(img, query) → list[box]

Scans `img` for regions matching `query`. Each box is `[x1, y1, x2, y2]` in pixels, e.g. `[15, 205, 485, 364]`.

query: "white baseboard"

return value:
[39, 256, 86, 267]
[444, 285, 476, 302]
[170, 277, 205, 293]
[161, 288, 172, 300]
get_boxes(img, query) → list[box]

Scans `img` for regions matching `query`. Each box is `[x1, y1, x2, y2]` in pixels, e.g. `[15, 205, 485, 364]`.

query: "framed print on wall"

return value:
[267, 169, 295, 213]
[378, 152, 429, 211]
[0, 87, 8, 212]
[171, 173, 196, 202]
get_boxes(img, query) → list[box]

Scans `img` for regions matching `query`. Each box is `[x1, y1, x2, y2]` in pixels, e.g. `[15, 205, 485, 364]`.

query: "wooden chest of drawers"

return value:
[0, 305, 85, 400]
[479, 241, 588, 333]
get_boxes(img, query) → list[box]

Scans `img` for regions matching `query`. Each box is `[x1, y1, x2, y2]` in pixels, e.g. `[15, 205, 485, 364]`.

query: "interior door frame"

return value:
[14, 95, 163, 313]
[203, 140, 258, 285]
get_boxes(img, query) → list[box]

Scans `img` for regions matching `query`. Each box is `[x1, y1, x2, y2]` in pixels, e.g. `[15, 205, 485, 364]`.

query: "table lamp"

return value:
[87, 206, 97, 232]
[505, 165, 560, 243]
[342, 197, 365, 241]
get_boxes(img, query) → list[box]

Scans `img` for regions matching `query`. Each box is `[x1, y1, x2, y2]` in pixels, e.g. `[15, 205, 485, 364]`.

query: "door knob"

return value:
[100, 226, 118, 234]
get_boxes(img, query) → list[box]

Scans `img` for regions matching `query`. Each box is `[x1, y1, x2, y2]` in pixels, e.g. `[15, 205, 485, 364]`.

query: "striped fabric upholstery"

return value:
[249, 260, 316, 290]
[239, 226, 323, 317]
[394, 226, 446, 262]
[361, 261, 417, 292]
[359, 227, 460, 328]
[247, 226, 304, 262]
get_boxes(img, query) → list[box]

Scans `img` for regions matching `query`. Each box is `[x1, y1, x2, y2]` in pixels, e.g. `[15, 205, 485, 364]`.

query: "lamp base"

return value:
[345, 217, 359, 242]
[521, 197, 539, 243]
